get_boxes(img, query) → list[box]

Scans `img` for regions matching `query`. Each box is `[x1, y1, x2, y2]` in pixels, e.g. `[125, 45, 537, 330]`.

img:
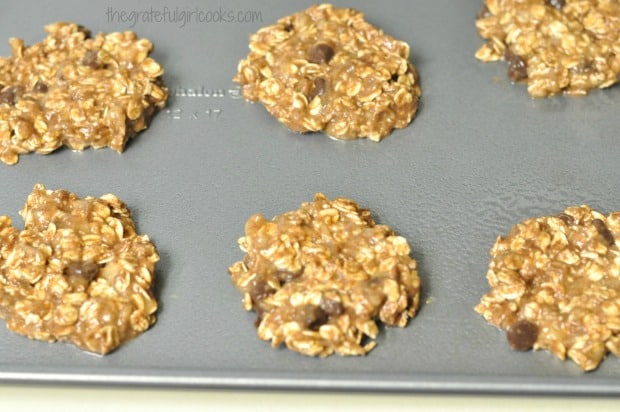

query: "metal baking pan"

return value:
[1, 0, 619, 395]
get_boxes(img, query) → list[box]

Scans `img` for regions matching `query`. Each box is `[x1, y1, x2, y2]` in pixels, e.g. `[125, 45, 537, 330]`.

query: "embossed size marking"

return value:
[164, 108, 222, 120]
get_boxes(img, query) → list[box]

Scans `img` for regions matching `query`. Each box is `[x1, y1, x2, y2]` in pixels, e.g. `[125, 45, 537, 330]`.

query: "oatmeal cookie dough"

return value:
[476, 206, 620, 371]
[234, 4, 421, 141]
[0, 22, 168, 165]
[475, 0, 620, 97]
[228, 193, 421, 357]
[0, 184, 159, 354]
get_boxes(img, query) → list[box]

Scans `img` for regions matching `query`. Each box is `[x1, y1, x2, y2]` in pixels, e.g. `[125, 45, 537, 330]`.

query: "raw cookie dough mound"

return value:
[476, 206, 620, 371]
[475, 0, 620, 97]
[228, 193, 421, 357]
[234, 4, 421, 141]
[0, 22, 168, 165]
[0, 184, 159, 354]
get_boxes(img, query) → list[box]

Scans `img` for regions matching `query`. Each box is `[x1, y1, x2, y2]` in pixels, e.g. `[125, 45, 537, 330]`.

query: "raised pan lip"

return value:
[1, 370, 618, 396]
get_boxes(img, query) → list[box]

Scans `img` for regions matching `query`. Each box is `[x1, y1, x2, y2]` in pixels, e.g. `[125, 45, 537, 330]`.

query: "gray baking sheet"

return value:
[1, 0, 619, 395]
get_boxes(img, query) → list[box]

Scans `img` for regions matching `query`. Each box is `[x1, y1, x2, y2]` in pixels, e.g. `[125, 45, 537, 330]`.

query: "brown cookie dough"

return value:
[476, 206, 620, 371]
[228, 193, 421, 357]
[234, 4, 421, 141]
[0, 184, 159, 354]
[0, 22, 168, 165]
[475, 0, 620, 97]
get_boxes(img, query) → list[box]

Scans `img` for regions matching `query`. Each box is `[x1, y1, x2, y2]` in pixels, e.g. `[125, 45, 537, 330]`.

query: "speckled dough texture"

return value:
[234, 3, 421, 141]
[0, 184, 159, 354]
[228, 193, 421, 357]
[476, 206, 620, 371]
[0, 22, 168, 165]
[475, 0, 620, 97]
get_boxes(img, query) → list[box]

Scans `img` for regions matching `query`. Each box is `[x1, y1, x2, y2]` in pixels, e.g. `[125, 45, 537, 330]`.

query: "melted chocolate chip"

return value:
[275, 269, 302, 283]
[248, 277, 276, 305]
[295, 304, 328, 331]
[570, 61, 594, 74]
[546, 0, 566, 10]
[0, 86, 18, 105]
[504, 48, 528, 82]
[307, 77, 326, 101]
[125, 117, 139, 139]
[308, 44, 334, 64]
[477, 5, 492, 19]
[254, 305, 266, 327]
[129, 95, 157, 130]
[319, 298, 344, 317]
[592, 219, 615, 246]
[143, 104, 156, 125]
[64, 261, 99, 283]
[76, 25, 92, 39]
[507, 320, 538, 351]
[81, 50, 102, 69]
[557, 213, 575, 226]
[33, 80, 48, 94]
[110, 210, 125, 220]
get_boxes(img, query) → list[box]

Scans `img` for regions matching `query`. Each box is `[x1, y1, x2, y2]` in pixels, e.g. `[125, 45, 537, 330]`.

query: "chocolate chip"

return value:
[319, 298, 344, 317]
[283, 23, 294, 32]
[504, 48, 528, 82]
[110, 210, 125, 220]
[143, 103, 156, 124]
[248, 277, 276, 305]
[137, 95, 158, 127]
[308, 44, 334, 64]
[254, 305, 266, 327]
[64, 261, 99, 283]
[295, 304, 328, 331]
[507, 320, 538, 351]
[546, 0, 566, 10]
[0, 86, 18, 105]
[477, 5, 492, 19]
[570, 61, 594, 74]
[33, 80, 48, 94]
[557, 213, 575, 226]
[76, 25, 92, 39]
[275, 269, 302, 283]
[81, 50, 102, 69]
[125, 117, 139, 139]
[592, 219, 615, 246]
[390, 73, 399, 82]
[307, 77, 326, 101]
